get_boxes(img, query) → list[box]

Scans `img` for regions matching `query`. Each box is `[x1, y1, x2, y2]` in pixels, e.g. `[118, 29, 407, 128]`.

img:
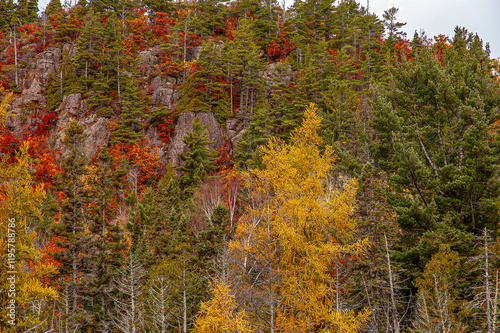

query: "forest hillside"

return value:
[1, 0, 500, 332]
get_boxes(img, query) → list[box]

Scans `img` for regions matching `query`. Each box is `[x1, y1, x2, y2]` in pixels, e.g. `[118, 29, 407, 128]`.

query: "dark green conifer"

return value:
[235, 104, 273, 170]
[14, 0, 38, 24]
[84, 145, 126, 331]
[45, 0, 62, 17]
[0, 0, 15, 30]
[111, 76, 147, 144]
[196, 204, 232, 266]
[177, 118, 218, 196]
[51, 121, 91, 327]
[371, 28, 500, 275]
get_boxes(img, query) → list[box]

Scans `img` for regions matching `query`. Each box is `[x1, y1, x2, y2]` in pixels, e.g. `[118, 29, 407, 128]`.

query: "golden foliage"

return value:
[0, 87, 13, 126]
[232, 103, 370, 332]
[193, 280, 251, 333]
[0, 142, 58, 331]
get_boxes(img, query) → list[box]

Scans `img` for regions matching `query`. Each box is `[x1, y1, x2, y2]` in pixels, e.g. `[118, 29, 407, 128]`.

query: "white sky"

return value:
[368, 0, 500, 59]
[38, 0, 500, 59]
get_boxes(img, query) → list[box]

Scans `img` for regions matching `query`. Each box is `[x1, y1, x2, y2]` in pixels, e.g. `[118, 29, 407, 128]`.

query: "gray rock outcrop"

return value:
[259, 62, 293, 89]
[150, 75, 178, 109]
[138, 47, 160, 76]
[167, 112, 224, 167]
[23, 47, 62, 89]
[81, 116, 111, 159]
[60, 93, 82, 116]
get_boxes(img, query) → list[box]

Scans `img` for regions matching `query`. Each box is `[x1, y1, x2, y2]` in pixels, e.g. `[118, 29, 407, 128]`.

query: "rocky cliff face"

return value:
[4, 43, 289, 168]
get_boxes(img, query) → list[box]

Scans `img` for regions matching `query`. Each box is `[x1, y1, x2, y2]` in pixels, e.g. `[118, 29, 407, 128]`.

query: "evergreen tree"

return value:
[288, 0, 333, 43]
[370, 28, 500, 275]
[14, 0, 39, 24]
[133, 176, 203, 332]
[0, 0, 15, 30]
[111, 75, 147, 144]
[197, 204, 232, 269]
[84, 145, 126, 332]
[74, 11, 103, 94]
[52, 8, 81, 44]
[45, 0, 62, 17]
[235, 104, 273, 170]
[176, 73, 209, 114]
[134, 176, 192, 267]
[382, 7, 407, 44]
[45, 72, 62, 112]
[225, 18, 266, 114]
[191, 0, 229, 37]
[183, 18, 265, 118]
[177, 117, 218, 196]
[51, 121, 91, 330]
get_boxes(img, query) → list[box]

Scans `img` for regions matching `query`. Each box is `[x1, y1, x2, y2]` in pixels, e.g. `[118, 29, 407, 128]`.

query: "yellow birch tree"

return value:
[0, 91, 58, 332]
[231, 103, 370, 332]
[193, 279, 251, 333]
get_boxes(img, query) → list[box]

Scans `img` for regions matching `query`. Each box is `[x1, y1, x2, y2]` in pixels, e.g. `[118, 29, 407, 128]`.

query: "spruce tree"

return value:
[134, 176, 192, 267]
[177, 117, 218, 196]
[0, 0, 15, 30]
[51, 121, 91, 329]
[45, 0, 62, 17]
[111, 75, 147, 144]
[14, 0, 39, 24]
[371, 28, 500, 274]
[84, 145, 126, 332]
[74, 11, 101, 92]
[235, 104, 273, 170]
[196, 204, 232, 269]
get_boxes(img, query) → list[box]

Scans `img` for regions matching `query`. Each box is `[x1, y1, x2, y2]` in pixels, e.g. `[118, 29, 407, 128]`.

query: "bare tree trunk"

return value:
[60, 70, 63, 100]
[42, 12, 47, 49]
[65, 285, 70, 333]
[267, 199, 275, 333]
[183, 288, 187, 333]
[13, 25, 18, 88]
[363, 277, 379, 332]
[117, 60, 121, 100]
[484, 228, 492, 333]
[335, 258, 341, 312]
[183, 9, 190, 82]
[385, 233, 400, 333]
[494, 269, 499, 331]
[182, 265, 188, 333]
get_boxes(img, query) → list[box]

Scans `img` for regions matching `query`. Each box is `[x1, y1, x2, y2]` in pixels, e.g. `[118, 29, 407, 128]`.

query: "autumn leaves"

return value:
[195, 104, 370, 332]
[0, 100, 370, 331]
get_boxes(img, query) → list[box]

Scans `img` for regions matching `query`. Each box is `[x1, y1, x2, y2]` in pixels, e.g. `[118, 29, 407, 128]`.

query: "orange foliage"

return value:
[433, 34, 450, 64]
[266, 16, 294, 62]
[157, 111, 177, 145]
[216, 140, 233, 172]
[151, 12, 175, 43]
[38, 237, 64, 286]
[109, 140, 161, 192]
[125, 9, 149, 50]
[26, 135, 61, 190]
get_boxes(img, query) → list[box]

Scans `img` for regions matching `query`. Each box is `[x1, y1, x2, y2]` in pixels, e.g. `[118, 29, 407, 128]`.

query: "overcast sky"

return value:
[369, 0, 500, 59]
[37, 0, 500, 59]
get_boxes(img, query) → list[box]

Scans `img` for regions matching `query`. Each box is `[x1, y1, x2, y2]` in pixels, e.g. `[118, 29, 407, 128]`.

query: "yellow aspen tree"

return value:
[0, 88, 12, 121]
[193, 279, 251, 333]
[411, 245, 467, 333]
[0, 141, 58, 332]
[232, 103, 370, 332]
